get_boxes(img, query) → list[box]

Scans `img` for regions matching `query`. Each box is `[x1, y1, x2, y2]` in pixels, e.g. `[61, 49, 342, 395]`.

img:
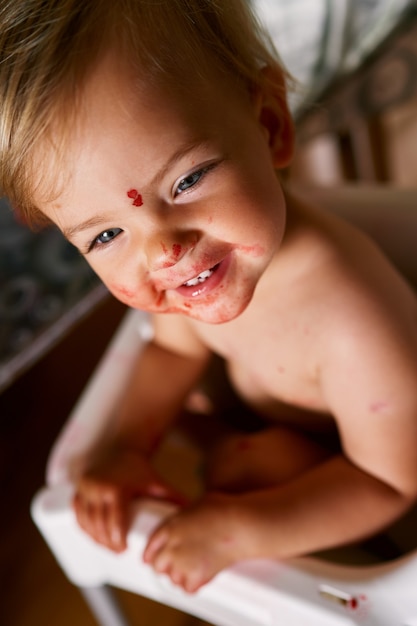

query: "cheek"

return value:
[238, 244, 265, 257]
[108, 282, 137, 305]
[107, 280, 161, 311]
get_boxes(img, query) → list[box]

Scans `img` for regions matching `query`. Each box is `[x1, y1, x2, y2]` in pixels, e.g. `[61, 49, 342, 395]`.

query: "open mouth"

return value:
[175, 256, 230, 298]
[182, 264, 220, 287]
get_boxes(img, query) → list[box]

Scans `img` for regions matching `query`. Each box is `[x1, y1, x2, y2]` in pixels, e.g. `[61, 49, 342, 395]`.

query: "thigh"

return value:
[206, 425, 337, 494]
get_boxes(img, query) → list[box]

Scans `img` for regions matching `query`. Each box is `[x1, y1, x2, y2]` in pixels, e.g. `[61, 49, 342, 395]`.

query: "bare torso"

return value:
[188, 193, 417, 434]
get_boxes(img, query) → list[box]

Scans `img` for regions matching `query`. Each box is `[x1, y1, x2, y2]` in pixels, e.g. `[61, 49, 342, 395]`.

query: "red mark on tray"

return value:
[127, 188, 143, 206]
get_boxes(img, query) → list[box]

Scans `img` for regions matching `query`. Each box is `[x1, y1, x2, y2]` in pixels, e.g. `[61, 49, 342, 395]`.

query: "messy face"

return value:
[40, 56, 290, 324]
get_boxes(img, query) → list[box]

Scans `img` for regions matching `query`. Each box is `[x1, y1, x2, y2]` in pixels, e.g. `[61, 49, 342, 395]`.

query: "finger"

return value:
[92, 499, 113, 547]
[105, 495, 128, 552]
[73, 489, 115, 550]
[94, 488, 130, 551]
[73, 491, 96, 538]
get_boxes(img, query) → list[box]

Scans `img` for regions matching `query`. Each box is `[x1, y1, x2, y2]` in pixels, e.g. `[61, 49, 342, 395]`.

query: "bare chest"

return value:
[191, 306, 328, 416]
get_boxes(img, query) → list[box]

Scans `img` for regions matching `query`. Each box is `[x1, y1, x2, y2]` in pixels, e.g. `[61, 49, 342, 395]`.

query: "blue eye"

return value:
[175, 162, 219, 196]
[176, 170, 204, 193]
[96, 228, 122, 244]
[87, 227, 123, 252]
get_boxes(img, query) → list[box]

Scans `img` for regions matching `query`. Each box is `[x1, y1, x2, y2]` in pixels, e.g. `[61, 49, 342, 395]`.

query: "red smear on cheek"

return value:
[110, 283, 136, 302]
[239, 244, 265, 257]
[127, 188, 143, 207]
[172, 243, 182, 258]
[155, 292, 164, 307]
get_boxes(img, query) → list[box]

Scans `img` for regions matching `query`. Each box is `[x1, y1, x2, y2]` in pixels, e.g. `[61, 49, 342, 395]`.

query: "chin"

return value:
[182, 293, 253, 325]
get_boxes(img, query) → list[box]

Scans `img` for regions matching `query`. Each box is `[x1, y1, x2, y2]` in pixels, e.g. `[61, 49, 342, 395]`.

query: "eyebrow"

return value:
[62, 215, 110, 240]
[62, 138, 211, 240]
[150, 138, 211, 187]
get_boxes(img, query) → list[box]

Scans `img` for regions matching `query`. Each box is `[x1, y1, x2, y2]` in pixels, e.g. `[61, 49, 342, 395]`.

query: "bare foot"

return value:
[143, 492, 252, 592]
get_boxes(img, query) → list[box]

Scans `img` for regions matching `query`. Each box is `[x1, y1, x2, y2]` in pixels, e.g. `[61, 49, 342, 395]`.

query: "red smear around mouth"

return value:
[127, 188, 143, 206]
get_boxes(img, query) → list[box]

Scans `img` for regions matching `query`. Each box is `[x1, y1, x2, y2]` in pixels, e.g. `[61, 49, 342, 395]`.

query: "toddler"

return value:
[1, 0, 417, 594]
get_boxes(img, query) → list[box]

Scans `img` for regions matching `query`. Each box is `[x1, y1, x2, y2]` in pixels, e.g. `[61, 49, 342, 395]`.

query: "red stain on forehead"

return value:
[127, 188, 143, 207]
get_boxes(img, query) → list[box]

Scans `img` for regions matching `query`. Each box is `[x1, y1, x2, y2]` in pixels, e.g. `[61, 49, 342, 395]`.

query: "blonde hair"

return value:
[0, 0, 288, 223]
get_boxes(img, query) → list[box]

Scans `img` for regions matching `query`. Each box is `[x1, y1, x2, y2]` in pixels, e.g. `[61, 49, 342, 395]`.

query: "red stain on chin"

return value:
[127, 188, 143, 207]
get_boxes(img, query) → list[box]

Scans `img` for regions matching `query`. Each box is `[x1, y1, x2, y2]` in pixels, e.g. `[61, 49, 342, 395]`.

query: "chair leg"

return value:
[80, 585, 132, 626]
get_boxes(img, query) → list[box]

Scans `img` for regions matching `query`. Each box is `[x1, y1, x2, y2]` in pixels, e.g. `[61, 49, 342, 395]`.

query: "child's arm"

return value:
[144, 304, 417, 591]
[73, 313, 210, 552]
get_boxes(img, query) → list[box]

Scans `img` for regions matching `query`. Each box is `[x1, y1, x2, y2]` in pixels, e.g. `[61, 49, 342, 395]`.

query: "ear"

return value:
[251, 66, 295, 169]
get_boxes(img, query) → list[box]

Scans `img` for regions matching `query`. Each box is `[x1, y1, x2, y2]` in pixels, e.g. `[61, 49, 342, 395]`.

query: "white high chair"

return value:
[32, 186, 417, 626]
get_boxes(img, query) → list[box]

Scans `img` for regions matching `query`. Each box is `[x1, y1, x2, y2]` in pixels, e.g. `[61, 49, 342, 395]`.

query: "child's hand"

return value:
[143, 493, 247, 593]
[73, 447, 186, 552]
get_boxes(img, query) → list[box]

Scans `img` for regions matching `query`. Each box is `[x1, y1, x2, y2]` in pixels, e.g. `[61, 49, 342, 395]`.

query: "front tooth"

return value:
[184, 268, 213, 287]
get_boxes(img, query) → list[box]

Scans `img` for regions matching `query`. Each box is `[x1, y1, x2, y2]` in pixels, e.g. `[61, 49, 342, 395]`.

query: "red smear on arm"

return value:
[369, 401, 389, 413]
[127, 188, 143, 206]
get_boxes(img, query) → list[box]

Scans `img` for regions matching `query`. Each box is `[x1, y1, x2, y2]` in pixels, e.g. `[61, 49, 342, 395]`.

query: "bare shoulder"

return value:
[314, 224, 417, 498]
[152, 313, 210, 361]
[285, 194, 417, 497]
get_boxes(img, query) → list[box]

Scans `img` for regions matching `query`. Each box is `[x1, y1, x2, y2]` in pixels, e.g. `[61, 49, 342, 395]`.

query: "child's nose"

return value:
[144, 231, 198, 272]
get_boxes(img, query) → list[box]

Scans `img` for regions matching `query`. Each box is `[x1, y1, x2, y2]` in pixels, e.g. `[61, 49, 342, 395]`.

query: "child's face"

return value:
[40, 56, 291, 324]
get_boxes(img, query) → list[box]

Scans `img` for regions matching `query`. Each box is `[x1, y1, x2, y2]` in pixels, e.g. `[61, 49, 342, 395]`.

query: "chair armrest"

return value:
[31, 484, 417, 626]
[46, 309, 152, 486]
